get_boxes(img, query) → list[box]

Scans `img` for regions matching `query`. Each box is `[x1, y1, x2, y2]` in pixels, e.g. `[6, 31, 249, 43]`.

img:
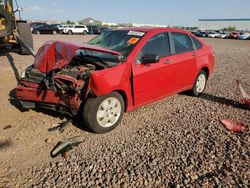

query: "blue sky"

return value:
[19, 0, 250, 26]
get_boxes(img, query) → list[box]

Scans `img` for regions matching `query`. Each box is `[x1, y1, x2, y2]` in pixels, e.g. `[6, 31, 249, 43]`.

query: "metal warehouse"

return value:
[198, 19, 250, 31]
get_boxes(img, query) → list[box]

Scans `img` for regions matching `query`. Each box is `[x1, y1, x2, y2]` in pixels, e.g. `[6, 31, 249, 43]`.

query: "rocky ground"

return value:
[0, 35, 249, 187]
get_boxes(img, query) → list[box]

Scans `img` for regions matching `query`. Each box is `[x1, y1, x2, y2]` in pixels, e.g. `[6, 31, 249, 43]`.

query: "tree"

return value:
[223, 26, 236, 31]
[78, 21, 84, 25]
[66, 20, 75, 25]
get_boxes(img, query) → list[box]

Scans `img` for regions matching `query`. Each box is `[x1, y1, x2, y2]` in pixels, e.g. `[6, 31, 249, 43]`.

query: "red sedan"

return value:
[16, 27, 215, 133]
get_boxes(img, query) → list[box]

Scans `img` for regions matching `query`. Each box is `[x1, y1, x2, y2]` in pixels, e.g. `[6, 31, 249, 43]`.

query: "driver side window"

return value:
[137, 33, 171, 61]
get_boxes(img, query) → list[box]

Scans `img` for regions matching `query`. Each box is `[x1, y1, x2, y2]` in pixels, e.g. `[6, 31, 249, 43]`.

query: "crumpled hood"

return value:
[34, 40, 122, 73]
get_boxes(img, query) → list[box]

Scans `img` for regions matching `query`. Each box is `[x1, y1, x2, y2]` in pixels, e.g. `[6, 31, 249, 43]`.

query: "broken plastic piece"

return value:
[3, 125, 12, 130]
[48, 119, 73, 133]
[220, 119, 248, 132]
[236, 80, 250, 106]
[51, 136, 83, 158]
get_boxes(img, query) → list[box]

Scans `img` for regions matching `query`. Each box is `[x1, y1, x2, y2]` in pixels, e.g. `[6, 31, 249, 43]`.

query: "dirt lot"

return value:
[0, 35, 249, 187]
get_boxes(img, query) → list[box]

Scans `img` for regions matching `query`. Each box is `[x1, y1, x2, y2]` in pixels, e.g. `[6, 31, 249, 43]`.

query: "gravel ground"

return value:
[0, 36, 250, 187]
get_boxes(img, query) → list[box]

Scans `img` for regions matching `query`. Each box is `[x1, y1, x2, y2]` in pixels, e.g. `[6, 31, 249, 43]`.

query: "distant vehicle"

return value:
[217, 32, 229, 39]
[238, 32, 250, 40]
[193, 31, 209, 37]
[58, 24, 66, 31]
[87, 26, 102, 35]
[32, 24, 60, 35]
[208, 32, 220, 38]
[57, 25, 64, 30]
[16, 27, 215, 133]
[228, 32, 240, 39]
[100, 27, 112, 33]
[50, 24, 61, 29]
[59, 25, 72, 33]
[30, 22, 47, 32]
[62, 25, 88, 35]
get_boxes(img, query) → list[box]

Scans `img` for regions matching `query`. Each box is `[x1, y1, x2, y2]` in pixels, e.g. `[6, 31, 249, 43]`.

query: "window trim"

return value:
[190, 36, 203, 50]
[136, 32, 172, 62]
[168, 32, 175, 55]
[169, 32, 195, 55]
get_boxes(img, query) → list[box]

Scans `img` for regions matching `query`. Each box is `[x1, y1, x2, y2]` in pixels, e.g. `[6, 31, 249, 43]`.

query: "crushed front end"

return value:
[16, 64, 91, 116]
[16, 40, 121, 116]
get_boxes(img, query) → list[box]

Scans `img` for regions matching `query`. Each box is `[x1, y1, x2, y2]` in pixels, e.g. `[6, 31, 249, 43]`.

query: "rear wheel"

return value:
[191, 70, 207, 96]
[83, 31, 87, 35]
[83, 92, 125, 133]
[17, 22, 34, 55]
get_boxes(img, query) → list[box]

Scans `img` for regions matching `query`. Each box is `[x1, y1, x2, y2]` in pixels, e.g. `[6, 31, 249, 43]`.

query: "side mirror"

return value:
[141, 53, 160, 64]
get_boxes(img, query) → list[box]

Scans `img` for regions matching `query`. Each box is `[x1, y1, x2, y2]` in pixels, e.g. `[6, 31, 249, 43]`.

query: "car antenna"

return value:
[167, 20, 174, 28]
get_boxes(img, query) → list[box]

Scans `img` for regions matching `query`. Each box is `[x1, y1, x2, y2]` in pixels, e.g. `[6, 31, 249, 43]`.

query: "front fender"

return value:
[86, 63, 134, 111]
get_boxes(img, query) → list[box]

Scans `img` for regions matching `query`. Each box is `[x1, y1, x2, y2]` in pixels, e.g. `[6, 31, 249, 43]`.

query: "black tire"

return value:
[0, 6, 15, 37]
[68, 30, 73, 35]
[83, 92, 125, 133]
[191, 70, 207, 96]
[17, 22, 34, 55]
[83, 31, 87, 35]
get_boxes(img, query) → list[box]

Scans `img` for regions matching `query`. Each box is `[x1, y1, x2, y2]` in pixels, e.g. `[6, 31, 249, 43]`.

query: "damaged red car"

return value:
[16, 28, 215, 133]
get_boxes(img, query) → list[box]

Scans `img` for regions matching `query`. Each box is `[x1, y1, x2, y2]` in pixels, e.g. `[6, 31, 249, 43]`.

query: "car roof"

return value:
[116, 27, 191, 34]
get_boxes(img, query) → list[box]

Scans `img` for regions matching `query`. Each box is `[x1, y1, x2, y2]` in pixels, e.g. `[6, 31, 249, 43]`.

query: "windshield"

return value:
[88, 30, 145, 61]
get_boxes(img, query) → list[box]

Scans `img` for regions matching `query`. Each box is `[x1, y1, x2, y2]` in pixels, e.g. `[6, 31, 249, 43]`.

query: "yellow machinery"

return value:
[0, 0, 34, 55]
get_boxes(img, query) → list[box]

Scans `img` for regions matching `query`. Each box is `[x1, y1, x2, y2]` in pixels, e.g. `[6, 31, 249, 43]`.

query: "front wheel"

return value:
[83, 92, 125, 133]
[191, 70, 207, 96]
[68, 30, 73, 35]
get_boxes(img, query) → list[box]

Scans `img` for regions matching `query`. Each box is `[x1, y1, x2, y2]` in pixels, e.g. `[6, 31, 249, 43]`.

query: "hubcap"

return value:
[196, 74, 206, 93]
[96, 97, 121, 128]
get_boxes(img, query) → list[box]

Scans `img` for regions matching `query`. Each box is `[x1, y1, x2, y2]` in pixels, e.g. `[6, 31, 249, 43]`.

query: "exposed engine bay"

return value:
[16, 41, 121, 116]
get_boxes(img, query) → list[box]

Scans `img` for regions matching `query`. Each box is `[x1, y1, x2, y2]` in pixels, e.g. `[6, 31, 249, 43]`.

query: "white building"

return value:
[199, 19, 250, 31]
[101, 22, 118, 27]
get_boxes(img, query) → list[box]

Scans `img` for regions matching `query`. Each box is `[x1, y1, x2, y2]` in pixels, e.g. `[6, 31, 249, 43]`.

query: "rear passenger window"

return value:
[172, 32, 193, 54]
[75, 26, 84, 28]
[191, 36, 203, 49]
[138, 33, 171, 60]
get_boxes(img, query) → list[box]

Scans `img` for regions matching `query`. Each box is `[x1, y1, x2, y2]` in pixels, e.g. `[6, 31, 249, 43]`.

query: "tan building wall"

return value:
[199, 19, 250, 31]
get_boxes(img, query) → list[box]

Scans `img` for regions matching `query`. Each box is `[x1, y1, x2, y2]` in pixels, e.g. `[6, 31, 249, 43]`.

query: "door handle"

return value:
[164, 59, 174, 64]
[192, 52, 198, 57]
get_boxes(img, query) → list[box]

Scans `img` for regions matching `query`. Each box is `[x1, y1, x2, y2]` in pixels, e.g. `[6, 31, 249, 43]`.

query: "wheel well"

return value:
[115, 90, 127, 112]
[201, 67, 209, 78]
[85, 89, 128, 111]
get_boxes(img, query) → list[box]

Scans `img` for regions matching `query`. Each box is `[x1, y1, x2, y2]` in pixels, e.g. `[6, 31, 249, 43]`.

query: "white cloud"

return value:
[25, 6, 42, 12]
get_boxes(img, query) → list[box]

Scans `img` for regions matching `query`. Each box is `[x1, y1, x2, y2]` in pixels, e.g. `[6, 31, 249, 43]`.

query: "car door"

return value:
[41, 25, 51, 34]
[45, 25, 53, 34]
[170, 32, 197, 90]
[75, 26, 82, 34]
[132, 32, 178, 107]
[39, 25, 47, 34]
